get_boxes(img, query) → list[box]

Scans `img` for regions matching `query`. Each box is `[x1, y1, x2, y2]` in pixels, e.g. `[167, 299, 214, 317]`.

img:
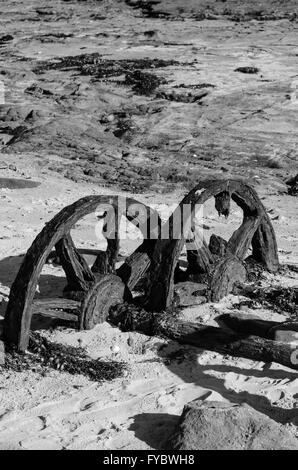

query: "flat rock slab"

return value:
[169, 400, 298, 450]
[174, 282, 207, 306]
[0, 177, 40, 189]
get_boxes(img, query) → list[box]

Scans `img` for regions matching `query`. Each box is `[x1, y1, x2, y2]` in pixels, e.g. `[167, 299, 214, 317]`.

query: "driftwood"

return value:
[91, 208, 119, 274]
[210, 255, 247, 302]
[146, 179, 279, 312]
[30, 299, 298, 371]
[32, 298, 80, 322]
[215, 190, 231, 217]
[209, 234, 227, 257]
[217, 312, 298, 342]
[90, 250, 110, 275]
[109, 306, 298, 371]
[227, 215, 261, 259]
[3, 179, 280, 353]
[55, 234, 95, 293]
[4, 195, 160, 351]
[117, 251, 151, 291]
[80, 275, 128, 330]
[186, 229, 214, 275]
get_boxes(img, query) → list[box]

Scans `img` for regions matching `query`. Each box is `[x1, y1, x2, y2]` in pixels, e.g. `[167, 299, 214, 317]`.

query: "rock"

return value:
[0, 340, 5, 365]
[285, 174, 298, 196]
[169, 400, 298, 450]
[174, 282, 207, 306]
[209, 234, 227, 256]
[266, 154, 285, 169]
[0, 177, 40, 189]
[234, 66, 260, 74]
[25, 110, 42, 122]
[285, 174, 298, 186]
[0, 35, 14, 45]
[25, 84, 53, 97]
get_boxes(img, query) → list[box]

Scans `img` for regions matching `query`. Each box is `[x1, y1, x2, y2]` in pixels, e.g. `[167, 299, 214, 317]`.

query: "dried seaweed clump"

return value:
[124, 70, 165, 95]
[34, 54, 178, 79]
[235, 66, 260, 74]
[245, 287, 298, 320]
[2, 332, 126, 382]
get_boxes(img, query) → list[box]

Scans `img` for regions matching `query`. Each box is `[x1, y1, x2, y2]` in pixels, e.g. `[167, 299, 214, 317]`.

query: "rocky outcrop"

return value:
[169, 400, 298, 450]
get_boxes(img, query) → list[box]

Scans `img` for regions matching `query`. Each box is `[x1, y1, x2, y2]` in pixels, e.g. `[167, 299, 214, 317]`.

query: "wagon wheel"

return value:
[4, 195, 161, 351]
[145, 179, 279, 312]
[80, 274, 131, 330]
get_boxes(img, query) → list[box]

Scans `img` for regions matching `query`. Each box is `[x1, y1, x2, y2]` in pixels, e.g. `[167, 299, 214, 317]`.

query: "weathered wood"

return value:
[145, 237, 184, 312]
[32, 298, 80, 322]
[109, 306, 298, 371]
[92, 208, 119, 274]
[216, 313, 298, 345]
[210, 255, 247, 302]
[268, 322, 298, 342]
[227, 215, 261, 259]
[251, 217, 279, 272]
[216, 313, 279, 338]
[4, 180, 280, 351]
[215, 190, 231, 217]
[117, 251, 151, 291]
[92, 201, 161, 277]
[174, 265, 188, 283]
[117, 236, 158, 290]
[174, 282, 207, 306]
[90, 250, 108, 274]
[55, 234, 95, 293]
[168, 322, 297, 371]
[209, 234, 227, 257]
[145, 179, 279, 312]
[229, 185, 278, 272]
[186, 229, 214, 275]
[4, 195, 160, 351]
[80, 274, 128, 330]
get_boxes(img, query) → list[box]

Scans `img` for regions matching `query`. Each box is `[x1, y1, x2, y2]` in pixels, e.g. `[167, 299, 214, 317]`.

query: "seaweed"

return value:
[2, 332, 126, 382]
[0, 35, 14, 46]
[174, 83, 215, 90]
[243, 286, 298, 320]
[125, 0, 171, 19]
[124, 70, 165, 96]
[34, 55, 178, 96]
[235, 66, 260, 74]
[286, 174, 298, 196]
[34, 54, 178, 78]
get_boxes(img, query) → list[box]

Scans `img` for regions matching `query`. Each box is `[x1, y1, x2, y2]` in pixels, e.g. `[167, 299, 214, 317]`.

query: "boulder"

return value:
[174, 282, 207, 306]
[169, 400, 298, 450]
[209, 234, 227, 257]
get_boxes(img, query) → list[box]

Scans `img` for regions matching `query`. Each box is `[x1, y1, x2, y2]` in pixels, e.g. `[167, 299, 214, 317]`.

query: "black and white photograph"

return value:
[0, 0, 297, 452]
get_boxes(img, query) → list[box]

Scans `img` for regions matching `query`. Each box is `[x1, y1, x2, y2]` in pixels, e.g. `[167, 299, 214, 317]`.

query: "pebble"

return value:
[111, 345, 120, 354]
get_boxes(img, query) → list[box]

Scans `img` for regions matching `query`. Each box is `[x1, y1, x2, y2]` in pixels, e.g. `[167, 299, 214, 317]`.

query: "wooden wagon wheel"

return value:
[80, 274, 130, 330]
[145, 179, 279, 312]
[4, 195, 161, 351]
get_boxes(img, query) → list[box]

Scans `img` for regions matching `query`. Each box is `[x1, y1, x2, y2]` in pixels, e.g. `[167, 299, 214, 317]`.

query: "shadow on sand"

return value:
[129, 340, 298, 449]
